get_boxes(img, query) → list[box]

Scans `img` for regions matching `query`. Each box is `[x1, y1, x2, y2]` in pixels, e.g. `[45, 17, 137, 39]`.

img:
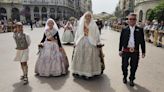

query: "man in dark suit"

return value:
[119, 13, 146, 87]
[96, 19, 103, 34]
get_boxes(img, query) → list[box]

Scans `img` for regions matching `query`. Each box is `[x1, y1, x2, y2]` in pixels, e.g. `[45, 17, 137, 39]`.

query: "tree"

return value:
[147, 10, 155, 21]
[147, 0, 164, 22]
[153, 0, 164, 22]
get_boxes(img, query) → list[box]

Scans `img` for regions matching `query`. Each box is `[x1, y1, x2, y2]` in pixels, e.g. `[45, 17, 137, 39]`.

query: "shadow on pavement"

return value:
[35, 72, 70, 91]
[13, 82, 32, 92]
[73, 74, 115, 92]
[126, 83, 151, 92]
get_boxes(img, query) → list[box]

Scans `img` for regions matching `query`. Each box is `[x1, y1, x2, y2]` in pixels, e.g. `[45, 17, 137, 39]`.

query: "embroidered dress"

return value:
[72, 36, 101, 77]
[72, 12, 102, 77]
[35, 19, 69, 77]
[62, 22, 74, 43]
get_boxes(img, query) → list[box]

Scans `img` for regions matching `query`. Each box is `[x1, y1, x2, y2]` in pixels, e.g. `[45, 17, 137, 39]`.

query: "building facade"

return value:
[115, 0, 135, 19]
[134, 0, 160, 22]
[0, 0, 23, 21]
[0, 0, 92, 22]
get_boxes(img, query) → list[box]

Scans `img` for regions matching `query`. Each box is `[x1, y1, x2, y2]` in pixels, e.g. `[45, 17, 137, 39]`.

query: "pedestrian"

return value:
[29, 20, 33, 30]
[72, 12, 104, 79]
[35, 18, 69, 77]
[62, 21, 74, 44]
[96, 19, 103, 34]
[119, 13, 146, 87]
[157, 21, 164, 47]
[13, 22, 31, 85]
[144, 20, 152, 42]
[0, 20, 2, 32]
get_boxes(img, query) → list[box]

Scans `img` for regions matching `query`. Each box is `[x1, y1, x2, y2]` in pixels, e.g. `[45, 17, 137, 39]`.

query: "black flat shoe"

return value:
[129, 81, 134, 87]
[23, 77, 29, 85]
[20, 75, 25, 80]
[72, 73, 79, 77]
[123, 78, 127, 84]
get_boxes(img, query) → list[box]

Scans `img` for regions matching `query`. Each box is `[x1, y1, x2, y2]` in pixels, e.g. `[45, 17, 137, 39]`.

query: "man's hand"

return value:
[142, 53, 145, 58]
[119, 51, 123, 57]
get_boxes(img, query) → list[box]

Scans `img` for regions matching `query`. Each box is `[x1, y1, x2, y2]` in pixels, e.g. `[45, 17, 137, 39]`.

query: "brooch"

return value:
[135, 29, 139, 32]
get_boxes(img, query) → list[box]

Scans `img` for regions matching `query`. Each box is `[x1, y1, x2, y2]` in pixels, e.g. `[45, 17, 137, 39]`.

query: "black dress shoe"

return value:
[130, 81, 134, 87]
[123, 78, 127, 84]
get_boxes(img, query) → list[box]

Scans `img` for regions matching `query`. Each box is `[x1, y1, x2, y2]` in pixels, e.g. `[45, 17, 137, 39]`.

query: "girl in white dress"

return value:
[62, 21, 74, 44]
[13, 22, 31, 85]
[35, 19, 69, 77]
[72, 12, 103, 79]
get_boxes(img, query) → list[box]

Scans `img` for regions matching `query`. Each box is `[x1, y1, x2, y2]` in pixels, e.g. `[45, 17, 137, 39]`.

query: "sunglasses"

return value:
[129, 18, 136, 20]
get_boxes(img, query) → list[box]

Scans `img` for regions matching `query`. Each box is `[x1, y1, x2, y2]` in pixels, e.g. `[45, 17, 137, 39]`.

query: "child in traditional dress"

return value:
[62, 21, 74, 44]
[13, 22, 31, 85]
[35, 18, 69, 77]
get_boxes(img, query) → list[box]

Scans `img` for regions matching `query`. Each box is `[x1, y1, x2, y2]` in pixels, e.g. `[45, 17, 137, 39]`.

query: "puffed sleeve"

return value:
[56, 32, 62, 47]
[41, 33, 46, 43]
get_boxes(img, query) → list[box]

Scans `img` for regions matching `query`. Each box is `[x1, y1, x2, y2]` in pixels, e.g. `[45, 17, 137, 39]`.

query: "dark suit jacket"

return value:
[119, 26, 146, 53]
[96, 21, 103, 30]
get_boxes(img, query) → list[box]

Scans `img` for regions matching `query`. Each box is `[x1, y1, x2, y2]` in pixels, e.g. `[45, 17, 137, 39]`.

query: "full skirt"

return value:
[62, 30, 74, 43]
[72, 37, 101, 77]
[35, 41, 69, 77]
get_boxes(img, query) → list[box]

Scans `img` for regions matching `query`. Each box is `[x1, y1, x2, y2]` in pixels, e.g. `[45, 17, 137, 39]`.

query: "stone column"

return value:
[39, 6, 42, 20]
[6, 6, 11, 20]
[20, 6, 25, 21]
[30, 6, 34, 21]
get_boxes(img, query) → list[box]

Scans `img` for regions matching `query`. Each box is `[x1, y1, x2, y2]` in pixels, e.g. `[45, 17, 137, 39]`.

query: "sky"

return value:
[92, 0, 119, 14]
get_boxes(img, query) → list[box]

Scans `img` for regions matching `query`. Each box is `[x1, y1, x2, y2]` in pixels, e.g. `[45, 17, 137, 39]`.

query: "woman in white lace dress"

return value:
[35, 18, 69, 77]
[72, 12, 103, 79]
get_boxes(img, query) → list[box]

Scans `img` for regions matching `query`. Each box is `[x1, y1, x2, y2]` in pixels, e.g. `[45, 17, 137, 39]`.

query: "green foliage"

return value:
[147, 10, 155, 21]
[147, 0, 164, 22]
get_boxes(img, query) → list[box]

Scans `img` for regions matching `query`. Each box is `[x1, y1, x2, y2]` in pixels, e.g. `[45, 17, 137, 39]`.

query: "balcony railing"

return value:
[135, 0, 160, 6]
[0, 0, 22, 4]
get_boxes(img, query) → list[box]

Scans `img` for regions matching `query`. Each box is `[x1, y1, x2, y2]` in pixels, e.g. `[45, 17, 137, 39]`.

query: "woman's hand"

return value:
[38, 43, 43, 48]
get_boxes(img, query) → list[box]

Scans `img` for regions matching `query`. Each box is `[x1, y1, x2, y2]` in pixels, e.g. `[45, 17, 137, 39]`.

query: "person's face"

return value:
[15, 25, 23, 32]
[48, 20, 54, 29]
[85, 14, 92, 23]
[128, 15, 137, 26]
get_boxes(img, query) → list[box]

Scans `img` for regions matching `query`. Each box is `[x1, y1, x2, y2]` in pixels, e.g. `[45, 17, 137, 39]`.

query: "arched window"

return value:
[146, 9, 152, 20]
[11, 8, 20, 21]
[139, 10, 143, 22]
[0, 7, 7, 20]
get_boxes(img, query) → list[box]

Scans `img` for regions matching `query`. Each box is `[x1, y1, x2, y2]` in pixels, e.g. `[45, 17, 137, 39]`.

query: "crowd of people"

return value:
[144, 20, 164, 47]
[6, 11, 163, 87]
[111, 19, 164, 47]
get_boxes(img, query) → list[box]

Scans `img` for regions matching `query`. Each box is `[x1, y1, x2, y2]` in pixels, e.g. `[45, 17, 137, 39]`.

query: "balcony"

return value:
[0, 0, 22, 4]
[135, 0, 160, 6]
[23, 0, 49, 5]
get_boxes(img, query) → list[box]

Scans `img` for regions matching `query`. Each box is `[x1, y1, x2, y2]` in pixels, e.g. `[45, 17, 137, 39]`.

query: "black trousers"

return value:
[122, 52, 139, 81]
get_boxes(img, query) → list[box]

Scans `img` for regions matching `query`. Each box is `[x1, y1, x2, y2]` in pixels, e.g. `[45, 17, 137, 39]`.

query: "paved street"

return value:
[0, 26, 164, 92]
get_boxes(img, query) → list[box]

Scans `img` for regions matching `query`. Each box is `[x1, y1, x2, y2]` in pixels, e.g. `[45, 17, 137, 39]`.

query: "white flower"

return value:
[136, 29, 139, 31]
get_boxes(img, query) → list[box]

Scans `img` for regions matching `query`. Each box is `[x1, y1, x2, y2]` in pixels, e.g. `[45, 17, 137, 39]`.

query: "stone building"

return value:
[0, 0, 92, 22]
[134, 0, 160, 22]
[115, 0, 135, 18]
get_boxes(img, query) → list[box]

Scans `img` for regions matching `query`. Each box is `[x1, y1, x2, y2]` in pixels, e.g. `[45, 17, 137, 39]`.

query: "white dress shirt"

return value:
[128, 26, 135, 48]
